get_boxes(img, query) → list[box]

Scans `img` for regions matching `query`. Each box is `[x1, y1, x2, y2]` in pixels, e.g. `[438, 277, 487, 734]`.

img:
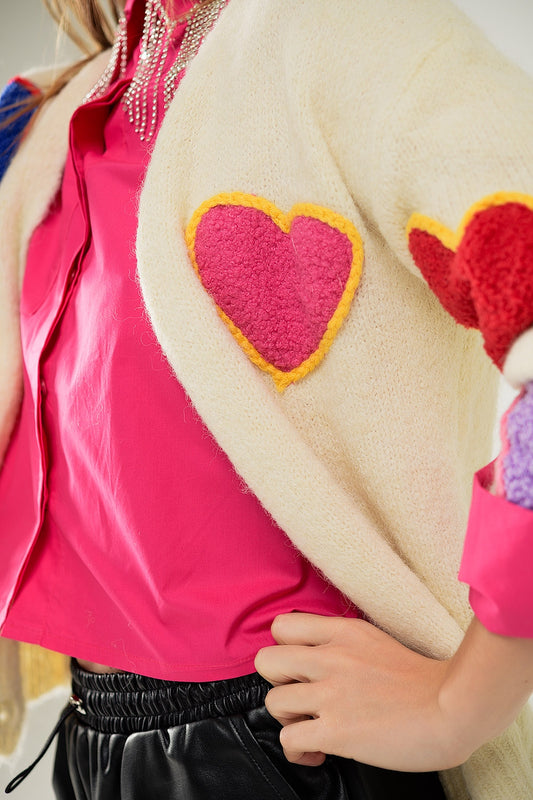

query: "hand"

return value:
[255, 613, 469, 772]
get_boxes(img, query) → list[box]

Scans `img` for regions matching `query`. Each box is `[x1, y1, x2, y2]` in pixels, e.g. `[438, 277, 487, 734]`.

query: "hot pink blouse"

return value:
[0, 0, 358, 680]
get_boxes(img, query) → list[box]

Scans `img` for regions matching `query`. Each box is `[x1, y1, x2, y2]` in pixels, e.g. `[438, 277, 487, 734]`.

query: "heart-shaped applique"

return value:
[186, 192, 363, 391]
[407, 192, 533, 368]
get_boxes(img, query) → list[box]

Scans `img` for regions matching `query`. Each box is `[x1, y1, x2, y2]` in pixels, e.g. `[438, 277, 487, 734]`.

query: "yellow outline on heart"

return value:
[406, 191, 533, 253]
[186, 192, 364, 392]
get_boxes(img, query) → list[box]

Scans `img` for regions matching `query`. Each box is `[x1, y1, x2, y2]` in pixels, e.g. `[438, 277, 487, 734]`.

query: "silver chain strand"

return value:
[162, 0, 227, 111]
[82, 1, 227, 141]
[83, 14, 128, 105]
[122, 0, 176, 141]
[122, 0, 227, 142]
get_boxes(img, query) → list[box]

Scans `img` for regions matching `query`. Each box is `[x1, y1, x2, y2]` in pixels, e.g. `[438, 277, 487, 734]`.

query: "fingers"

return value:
[282, 748, 327, 768]
[279, 718, 327, 765]
[255, 643, 323, 685]
[263, 676, 327, 768]
[265, 682, 319, 724]
[270, 612, 351, 646]
[255, 614, 369, 686]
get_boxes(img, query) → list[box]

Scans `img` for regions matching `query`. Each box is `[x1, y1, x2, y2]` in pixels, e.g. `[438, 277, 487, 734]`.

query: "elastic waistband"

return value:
[70, 661, 271, 734]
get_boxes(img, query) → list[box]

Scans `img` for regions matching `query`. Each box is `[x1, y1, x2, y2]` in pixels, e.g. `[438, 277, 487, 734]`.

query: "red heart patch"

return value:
[186, 193, 363, 390]
[407, 192, 533, 368]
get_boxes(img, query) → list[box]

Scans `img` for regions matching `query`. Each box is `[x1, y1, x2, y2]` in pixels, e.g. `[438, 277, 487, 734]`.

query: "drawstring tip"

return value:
[5, 769, 31, 794]
[4, 703, 76, 794]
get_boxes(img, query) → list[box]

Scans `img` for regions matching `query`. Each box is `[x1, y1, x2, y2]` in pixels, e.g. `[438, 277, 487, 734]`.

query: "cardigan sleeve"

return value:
[310, 0, 533, 372]
[311, 0, 533, 635]
[0, 77, 41, 183]
[384, 12, 533, 635]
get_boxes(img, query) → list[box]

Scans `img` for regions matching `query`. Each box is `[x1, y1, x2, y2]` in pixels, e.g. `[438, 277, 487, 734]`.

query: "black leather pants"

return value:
[52, 663, 447, 800]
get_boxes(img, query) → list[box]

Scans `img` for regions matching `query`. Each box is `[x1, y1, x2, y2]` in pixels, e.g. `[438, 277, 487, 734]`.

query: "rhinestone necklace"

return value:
[84, 0, 227, 142]
[162, 0, 226, 111]
[83, 15, 128, 106]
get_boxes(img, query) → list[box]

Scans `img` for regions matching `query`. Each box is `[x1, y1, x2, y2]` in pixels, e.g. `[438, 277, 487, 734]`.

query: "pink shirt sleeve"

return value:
[407, 195, 533, 638]
[459, 461, 533, 637]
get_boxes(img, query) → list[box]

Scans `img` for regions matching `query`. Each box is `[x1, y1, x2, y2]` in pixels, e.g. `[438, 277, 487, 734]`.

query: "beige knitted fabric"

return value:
[1, 1, 533, 797]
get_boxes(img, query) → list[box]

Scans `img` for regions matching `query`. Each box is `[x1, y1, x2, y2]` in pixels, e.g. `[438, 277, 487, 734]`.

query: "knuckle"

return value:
[332, 616, 363, 644]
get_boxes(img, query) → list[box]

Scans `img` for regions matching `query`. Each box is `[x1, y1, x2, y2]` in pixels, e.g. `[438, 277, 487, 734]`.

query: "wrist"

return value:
[436, 618, 533, 762]
[436, 661, 489, 765]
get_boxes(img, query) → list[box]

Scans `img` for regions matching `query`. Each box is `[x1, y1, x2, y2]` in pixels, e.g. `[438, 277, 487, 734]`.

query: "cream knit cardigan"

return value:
[1, 0, 533, 797]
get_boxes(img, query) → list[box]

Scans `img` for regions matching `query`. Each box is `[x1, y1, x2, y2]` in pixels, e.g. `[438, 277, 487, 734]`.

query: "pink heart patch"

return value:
[186, 193, 363, 391]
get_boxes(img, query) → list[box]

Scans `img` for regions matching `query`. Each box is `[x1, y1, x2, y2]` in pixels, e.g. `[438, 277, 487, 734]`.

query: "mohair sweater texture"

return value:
[1, 0, 533, 797]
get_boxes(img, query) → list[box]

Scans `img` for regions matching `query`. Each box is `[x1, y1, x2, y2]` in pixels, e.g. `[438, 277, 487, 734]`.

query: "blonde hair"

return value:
[2, 0, 216, 132]
[44, 0, 124, 55]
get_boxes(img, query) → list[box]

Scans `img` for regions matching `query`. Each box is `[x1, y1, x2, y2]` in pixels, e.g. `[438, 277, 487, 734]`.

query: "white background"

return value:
[0, 1, 532, 798]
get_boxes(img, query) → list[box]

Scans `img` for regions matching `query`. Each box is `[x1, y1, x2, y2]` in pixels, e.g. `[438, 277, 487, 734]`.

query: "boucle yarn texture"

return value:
[408, 195, 533, 369]
[503, 383, 533, 509]
[1, 0, 533, 797]
[187, 192, 363, 390]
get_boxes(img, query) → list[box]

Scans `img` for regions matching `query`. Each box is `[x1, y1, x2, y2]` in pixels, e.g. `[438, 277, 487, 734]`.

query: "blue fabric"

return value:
[0, 79, 39, 183]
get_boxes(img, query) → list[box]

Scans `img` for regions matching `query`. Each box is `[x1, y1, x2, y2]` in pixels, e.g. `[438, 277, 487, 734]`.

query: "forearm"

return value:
[439, 616, 533, 759]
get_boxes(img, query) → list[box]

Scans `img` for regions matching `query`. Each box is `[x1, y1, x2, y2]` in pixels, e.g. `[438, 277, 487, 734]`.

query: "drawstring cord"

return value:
[4, 695, 85, 794]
